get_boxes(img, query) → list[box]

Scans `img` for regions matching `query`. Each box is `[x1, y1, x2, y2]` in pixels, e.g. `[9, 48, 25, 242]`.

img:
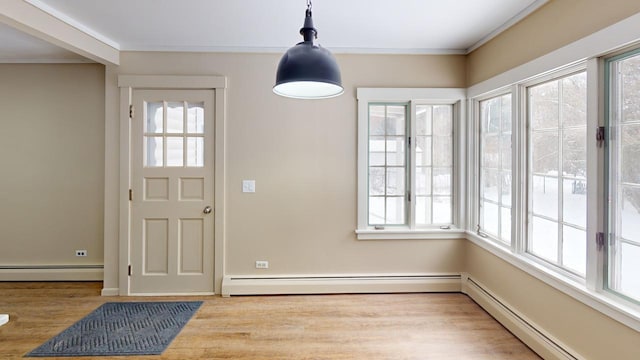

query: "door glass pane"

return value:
[187, 137, 204, 167]
[146, 102, 163, 133]
[166, 102, 184, 134]
[144, 136, 163, 167]
[369, 105, 385, 135]
[187, 102, 205, 134]
[166, 137, 184, 167]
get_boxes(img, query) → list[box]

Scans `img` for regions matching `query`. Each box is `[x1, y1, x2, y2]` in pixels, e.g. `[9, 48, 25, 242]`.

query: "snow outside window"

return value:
[526, 71, 587, 276]
[607, 50, 640, 303]
[478, 94, 512, 244]
[367, 103, 453, 227]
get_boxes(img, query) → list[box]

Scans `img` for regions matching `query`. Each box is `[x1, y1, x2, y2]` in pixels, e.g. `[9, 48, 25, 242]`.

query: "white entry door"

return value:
[130, 89, 215, 294]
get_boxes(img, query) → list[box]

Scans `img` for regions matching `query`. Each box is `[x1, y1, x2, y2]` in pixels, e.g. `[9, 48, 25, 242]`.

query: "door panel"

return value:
[131, 89, 215, 294]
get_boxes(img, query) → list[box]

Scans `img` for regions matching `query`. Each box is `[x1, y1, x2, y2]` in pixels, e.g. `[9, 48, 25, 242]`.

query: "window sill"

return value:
[356, 228, 466, 240]
[465, 231, 640, 332]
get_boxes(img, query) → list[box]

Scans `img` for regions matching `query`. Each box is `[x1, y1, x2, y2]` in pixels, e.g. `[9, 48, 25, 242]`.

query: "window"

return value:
[356, 88, 465, 239]
[526, 71, 587, 276]
[368, 104, 408, 225]
[145, 101, 205, 168]
[606, 49, 640, 302]
[478, 94, 512, 243]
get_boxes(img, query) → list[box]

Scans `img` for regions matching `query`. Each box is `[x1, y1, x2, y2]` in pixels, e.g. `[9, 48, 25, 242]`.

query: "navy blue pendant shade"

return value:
[274, 5, 343, 99]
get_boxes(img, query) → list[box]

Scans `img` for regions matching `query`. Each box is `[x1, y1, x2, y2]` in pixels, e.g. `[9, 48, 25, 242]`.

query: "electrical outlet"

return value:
[75, 250, 87, 257]
[255, 260, 269, 269]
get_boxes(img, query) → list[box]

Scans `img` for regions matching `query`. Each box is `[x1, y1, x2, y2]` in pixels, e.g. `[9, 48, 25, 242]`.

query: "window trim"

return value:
[356, 88, 466, 240]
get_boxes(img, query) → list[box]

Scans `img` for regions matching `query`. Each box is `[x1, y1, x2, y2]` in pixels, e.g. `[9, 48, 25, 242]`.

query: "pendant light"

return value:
[273, 0, 343, 99]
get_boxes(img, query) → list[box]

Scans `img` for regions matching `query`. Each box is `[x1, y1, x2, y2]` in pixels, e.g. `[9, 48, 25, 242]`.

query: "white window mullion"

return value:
[409, 101, 417, 230]
[586, 58, 602, 292]
[467, 99, 479, 233]
[514, 84, 527, 255]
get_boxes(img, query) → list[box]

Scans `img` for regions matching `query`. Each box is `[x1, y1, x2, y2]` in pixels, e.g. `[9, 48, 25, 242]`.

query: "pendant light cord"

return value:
[307, 0, 312, 11]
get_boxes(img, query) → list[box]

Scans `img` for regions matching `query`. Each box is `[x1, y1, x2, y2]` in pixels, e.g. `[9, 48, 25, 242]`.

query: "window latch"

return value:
[596, 126, 605, 148]
[596, 232, 605, 251]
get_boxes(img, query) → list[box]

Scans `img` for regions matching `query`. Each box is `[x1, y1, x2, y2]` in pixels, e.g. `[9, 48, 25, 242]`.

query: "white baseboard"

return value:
[0, 266, 103, 281]
[461, 274, 581, 360]
[101, 288, 119, 296]
[0, 314, 8, 327]
[221, 273, 462, 297]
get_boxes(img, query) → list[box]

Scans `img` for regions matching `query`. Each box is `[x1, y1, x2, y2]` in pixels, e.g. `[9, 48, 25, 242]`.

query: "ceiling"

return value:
[0, 0, 547, 63]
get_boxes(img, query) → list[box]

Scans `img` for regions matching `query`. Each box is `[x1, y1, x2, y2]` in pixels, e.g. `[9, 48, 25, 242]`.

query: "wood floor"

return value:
[0, 282, 541, 360]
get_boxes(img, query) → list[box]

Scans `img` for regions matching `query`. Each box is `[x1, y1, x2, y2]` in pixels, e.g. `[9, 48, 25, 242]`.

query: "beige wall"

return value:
[103, 52, 465, 285]
[0, 64, 105, 266]
[466, 243, 639, 360]
[467, 0, 640, 86]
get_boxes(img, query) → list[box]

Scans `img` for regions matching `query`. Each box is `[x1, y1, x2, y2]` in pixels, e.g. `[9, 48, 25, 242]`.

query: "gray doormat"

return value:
[26, 301, 202, 357]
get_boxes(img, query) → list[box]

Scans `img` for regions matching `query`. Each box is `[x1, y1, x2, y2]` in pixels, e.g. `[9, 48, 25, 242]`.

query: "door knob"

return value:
[203, 206, 212, 214]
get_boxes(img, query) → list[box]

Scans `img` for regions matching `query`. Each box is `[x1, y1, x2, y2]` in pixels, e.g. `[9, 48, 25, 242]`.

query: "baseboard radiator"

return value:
[0, 265, 103, 281]
[461, 274, 582, 360]
[221, 274, 462, 297]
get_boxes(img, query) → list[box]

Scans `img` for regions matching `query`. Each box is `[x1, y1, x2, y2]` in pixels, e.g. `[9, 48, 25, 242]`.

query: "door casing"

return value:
[117, 75, 227, 295]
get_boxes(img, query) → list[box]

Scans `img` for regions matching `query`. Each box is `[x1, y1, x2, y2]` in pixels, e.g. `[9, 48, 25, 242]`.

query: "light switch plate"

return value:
[242, 180, 255, 193]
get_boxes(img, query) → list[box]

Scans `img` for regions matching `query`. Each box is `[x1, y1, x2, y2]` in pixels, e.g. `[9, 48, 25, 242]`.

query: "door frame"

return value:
[117, 75, 227, 295]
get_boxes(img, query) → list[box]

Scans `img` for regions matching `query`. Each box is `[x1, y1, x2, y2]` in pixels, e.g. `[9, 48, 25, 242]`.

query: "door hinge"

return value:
[596, 232, 605, 251]
[407, 190, 411, 202]
[127, 265, 132, 276]
[129, 104, 134, 118]
[129, 189, 132, 201]
[408, 136, 411, 147]
[596, 126, 605, 148]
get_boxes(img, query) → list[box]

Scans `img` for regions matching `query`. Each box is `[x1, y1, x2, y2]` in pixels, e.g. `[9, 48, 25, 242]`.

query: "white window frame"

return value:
[466, 12, 640, 332]
[472, 89, 516, 247]
[521, 65, 589, 280]
[603, 47, 640, 304]
[356, 88, 466, 240]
